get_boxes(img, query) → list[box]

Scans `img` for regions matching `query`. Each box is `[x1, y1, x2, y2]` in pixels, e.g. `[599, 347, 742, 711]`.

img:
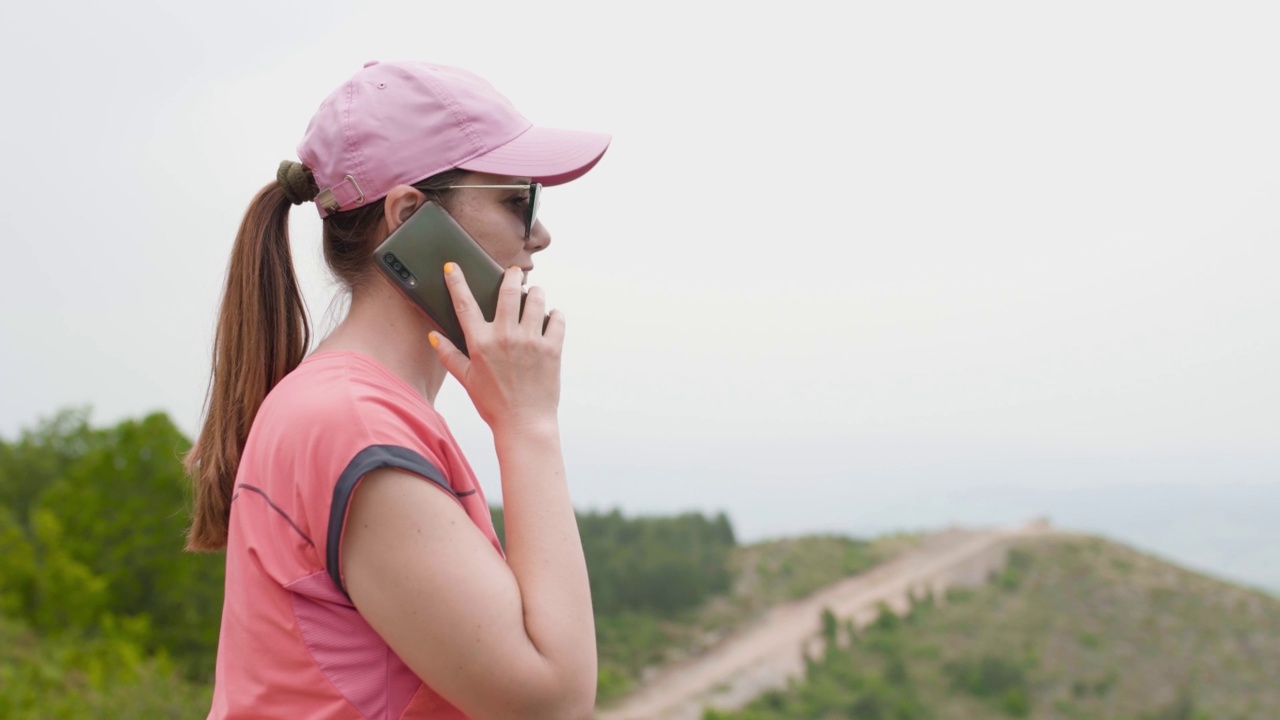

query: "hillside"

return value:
[598, 525, 1035, 718]
[696, 534, 1280, 720]
[593, 531, 922, 703]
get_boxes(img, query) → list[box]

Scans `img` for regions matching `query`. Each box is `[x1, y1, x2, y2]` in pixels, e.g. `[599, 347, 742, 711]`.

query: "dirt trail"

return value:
[596, 521, 1051, 720]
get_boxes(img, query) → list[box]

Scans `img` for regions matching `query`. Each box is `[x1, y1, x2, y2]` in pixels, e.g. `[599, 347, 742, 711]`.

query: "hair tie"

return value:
[277, 160, 318, 205]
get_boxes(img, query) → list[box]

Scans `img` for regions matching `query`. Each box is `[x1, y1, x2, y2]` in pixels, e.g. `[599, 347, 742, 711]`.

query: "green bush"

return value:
[998, 548, 1034, 592]
[1002, 688, 1030, 717]
[944, 654, 1027, 698]
[820, 607, 839, 645]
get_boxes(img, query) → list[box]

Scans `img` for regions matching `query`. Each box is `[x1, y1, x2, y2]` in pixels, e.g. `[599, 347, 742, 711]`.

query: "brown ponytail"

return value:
[185, 165, 466, 550]
[185, 181, 312, 551]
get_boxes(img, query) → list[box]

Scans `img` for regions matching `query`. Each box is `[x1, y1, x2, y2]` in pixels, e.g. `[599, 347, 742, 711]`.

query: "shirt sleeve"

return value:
[324, 444, 458, 597]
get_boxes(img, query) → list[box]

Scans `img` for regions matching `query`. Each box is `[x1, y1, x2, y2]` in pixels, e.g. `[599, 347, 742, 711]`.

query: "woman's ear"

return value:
[382, 185, 427, 235]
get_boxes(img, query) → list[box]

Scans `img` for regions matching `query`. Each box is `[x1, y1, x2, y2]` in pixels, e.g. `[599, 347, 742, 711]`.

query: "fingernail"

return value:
[444, 262, 456, 274]
[428, 332, 440, 348]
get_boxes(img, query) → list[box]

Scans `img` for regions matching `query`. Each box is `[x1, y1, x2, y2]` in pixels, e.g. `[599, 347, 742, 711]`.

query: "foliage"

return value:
[0, 612, 209, 719]
[0, 408, 102, 522]
[492, 506, 737, 616]
[580, 508, 736, 616]
[943, 654, 1027, 699]
[943, 654, 1030, 717]
[593, 609, 676, 702]
[997, 547, 1033, 592]
[820, 607, 838, 645]
[0, 410, 224, 677]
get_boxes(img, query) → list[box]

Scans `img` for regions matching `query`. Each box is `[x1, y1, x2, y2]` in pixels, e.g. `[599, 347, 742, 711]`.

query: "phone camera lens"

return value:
[392, 261, 403, 271]
[384, 253, 395, 264]
[398, 270, 409, 279]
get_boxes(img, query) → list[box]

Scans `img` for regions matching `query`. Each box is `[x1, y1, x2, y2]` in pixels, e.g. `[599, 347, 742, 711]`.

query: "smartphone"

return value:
[373, 201, 525, 357]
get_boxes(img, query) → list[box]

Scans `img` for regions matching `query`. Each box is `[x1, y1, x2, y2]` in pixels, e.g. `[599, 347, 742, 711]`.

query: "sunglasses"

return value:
[445, 183, 542, 240]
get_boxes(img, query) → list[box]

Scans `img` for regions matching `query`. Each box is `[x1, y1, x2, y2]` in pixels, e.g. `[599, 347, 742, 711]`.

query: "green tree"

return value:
[0, 408, 102, 525]
[33, 412, 224, 672]
[494, 506, 738, 617]
[1, 410, 224, 676]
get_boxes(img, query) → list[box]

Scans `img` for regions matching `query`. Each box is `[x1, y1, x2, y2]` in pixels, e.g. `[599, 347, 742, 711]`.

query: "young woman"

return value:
[186, 60, 610, 720]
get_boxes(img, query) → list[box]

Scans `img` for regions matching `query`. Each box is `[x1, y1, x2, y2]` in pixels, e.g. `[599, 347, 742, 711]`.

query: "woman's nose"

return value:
[527, 220, 551, 252]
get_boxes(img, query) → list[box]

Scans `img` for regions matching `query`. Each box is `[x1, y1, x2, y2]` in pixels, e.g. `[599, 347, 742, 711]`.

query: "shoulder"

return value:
[239, 351, 464, 494]
[257, 351, 447, 449]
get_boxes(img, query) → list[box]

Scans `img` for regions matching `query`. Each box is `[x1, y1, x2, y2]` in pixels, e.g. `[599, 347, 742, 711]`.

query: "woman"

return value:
[186, 60, 610, 720]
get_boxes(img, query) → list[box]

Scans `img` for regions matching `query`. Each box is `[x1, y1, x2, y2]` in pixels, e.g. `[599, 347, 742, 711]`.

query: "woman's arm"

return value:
[342, 265, 595, 720]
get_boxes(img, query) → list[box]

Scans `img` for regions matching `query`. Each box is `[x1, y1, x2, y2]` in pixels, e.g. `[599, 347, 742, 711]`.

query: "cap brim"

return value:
[458, 126, 611, 186]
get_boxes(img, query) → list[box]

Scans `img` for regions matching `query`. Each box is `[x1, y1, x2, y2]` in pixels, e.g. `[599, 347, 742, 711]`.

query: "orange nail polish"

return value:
[428, 332, 440, 348]
[444, 262, 455, 274]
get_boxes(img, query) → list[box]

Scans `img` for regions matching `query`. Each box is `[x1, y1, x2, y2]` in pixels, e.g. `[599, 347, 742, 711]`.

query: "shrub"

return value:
[1002, 688, 1030, 717]
[944, 654, 1028, 698]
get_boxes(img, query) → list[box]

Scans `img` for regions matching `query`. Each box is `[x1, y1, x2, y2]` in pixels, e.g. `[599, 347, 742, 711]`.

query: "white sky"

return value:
[1, 2, 1277, 579]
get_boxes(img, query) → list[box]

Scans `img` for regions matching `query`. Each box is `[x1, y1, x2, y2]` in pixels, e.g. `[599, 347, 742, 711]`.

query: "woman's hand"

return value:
[430, 263, 564, 435]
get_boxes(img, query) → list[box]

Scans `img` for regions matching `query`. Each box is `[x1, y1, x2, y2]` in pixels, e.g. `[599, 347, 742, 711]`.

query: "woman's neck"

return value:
[314, 278, 448, 404]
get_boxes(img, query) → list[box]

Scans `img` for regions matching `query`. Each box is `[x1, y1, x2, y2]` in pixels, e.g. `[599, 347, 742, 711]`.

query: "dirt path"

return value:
[596, 521, 1051, 720]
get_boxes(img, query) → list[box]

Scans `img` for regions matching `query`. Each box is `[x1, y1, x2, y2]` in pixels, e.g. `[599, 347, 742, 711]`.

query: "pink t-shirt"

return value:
[208, 350, 502, 720]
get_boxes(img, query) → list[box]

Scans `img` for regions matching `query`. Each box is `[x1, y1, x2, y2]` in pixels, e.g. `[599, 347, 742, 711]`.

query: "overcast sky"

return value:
[1, 2, 1277, 584]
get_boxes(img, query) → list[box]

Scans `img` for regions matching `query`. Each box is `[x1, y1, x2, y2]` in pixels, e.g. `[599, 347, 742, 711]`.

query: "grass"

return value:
[733, 532, 921, 606]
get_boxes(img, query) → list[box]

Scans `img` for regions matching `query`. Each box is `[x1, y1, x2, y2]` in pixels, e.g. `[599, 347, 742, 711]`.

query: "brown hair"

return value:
[185, 166, 465, 551]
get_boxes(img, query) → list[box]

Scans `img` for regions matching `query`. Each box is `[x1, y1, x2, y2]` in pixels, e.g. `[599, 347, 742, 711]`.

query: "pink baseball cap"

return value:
[297, 60, 611, 217]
